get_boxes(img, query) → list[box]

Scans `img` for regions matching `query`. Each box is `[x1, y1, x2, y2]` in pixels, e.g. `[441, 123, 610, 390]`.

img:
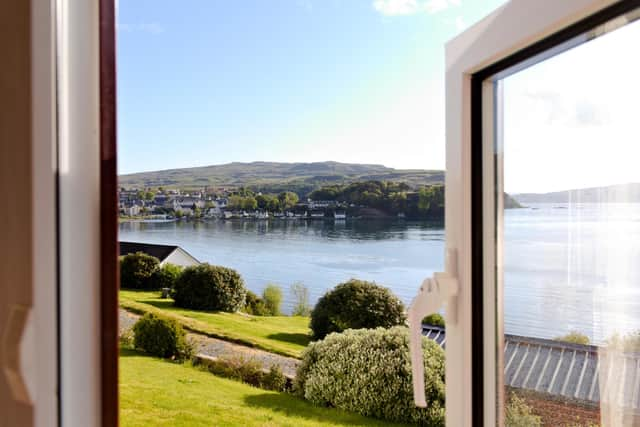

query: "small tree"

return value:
[262, 284, 283, 316]
[120, 252, 160, 289]
[291, 282, 311, 316]
[243, 196, 258, 211]
[278, 191, 299, 211]
[310, 279, 406, 340]
[172, 263, 246, 312]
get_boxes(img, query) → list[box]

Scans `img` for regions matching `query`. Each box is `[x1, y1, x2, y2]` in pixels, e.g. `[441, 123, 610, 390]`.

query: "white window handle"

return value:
[408, 249, 459, 407]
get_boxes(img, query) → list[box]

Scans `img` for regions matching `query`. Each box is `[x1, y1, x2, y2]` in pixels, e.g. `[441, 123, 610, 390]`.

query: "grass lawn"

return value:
[120, 349, 406, 427]
[120, 290, 311, 358]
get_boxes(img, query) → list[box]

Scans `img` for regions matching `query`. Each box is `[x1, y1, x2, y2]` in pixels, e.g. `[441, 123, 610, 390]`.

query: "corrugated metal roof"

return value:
[422, 325, 640, 412]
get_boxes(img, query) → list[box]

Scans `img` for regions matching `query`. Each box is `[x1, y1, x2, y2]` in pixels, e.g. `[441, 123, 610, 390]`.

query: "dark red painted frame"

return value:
[99, 0, 119, 425]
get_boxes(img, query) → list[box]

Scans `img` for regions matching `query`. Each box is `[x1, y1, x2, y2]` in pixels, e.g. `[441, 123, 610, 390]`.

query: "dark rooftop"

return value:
[119, 241, 179, 262]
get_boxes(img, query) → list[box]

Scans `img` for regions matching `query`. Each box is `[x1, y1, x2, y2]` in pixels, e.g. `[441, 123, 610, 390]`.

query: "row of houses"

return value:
[221, 210, 346, 219]
[119, 190, 228, 217]
[119, 189, 349, 219]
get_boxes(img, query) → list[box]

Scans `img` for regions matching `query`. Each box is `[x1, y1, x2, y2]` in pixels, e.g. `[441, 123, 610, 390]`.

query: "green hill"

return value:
[119, 161, 444, 195]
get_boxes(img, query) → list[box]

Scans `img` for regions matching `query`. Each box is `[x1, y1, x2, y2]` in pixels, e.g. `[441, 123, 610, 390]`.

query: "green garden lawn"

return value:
[119, 290, 310, 358]
[120, 350, 406, 427]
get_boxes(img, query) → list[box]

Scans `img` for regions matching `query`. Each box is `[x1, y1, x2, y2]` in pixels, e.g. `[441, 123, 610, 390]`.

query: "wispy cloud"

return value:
[117, 22, 165, 35]
[373, 0, 460, 16]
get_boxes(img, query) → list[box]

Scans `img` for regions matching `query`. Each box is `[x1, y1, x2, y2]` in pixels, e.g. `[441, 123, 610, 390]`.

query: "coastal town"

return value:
[118, 181, 445, 221]
[119, 187, 349, 220]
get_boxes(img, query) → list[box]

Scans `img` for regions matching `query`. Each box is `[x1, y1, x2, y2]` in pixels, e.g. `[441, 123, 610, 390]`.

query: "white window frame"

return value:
[26, 0, 636, 426]
[445, 0, 633, 425]
[57, 0, 104, 425]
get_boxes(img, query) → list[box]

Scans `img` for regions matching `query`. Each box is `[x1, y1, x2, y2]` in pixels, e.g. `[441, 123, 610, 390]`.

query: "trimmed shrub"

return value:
[262, 284, 283, 316]
[244, 290, 267, 316]
[197, 354, 263, 387]
[172, 263, 246, 312]
[291, 282, 311, 316]
[310, 279, 406, 340]
[554, 331, 590, 345]
[263, 365, 287, 392]
[195, 355, 289, 392]
[295, 326, 445, 425]
[132, 313, 193, 360]
[151, 263, 182, 290]
[505, 393, 542, 427]
[120, 252, 160, 289]
[422, 313, 445, 328]
[608, 330, 640, 351]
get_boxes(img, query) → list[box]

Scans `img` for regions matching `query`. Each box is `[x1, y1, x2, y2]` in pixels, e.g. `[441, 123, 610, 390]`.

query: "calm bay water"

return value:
[120, 203, 640, 344]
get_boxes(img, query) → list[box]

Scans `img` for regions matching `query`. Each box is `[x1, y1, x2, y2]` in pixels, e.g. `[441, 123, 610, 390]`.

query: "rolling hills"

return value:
[119, 161, 445, 195]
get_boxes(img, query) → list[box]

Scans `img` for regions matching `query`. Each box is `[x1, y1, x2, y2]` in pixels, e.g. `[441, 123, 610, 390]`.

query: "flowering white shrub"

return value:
[295, 326, 445, 425]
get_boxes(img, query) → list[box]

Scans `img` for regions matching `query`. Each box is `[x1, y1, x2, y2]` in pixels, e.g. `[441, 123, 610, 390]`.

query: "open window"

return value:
[441, 0, 640, 424]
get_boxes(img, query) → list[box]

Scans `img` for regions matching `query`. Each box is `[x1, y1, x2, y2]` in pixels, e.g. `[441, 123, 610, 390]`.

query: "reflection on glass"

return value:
[497, 10, 640, 427]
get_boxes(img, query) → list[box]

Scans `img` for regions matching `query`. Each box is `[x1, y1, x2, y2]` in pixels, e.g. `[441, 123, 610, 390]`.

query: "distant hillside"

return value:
[119, 161, 445, 195]
[504, 193, 523, 209]
[513, 183, 640, 204]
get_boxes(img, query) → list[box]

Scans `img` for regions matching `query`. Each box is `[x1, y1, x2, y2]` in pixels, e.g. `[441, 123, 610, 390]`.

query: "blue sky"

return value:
[117, 0, 507, 174]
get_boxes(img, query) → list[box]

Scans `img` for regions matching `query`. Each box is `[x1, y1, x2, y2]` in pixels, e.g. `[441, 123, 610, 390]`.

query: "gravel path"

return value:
[119, 308, 300, 377]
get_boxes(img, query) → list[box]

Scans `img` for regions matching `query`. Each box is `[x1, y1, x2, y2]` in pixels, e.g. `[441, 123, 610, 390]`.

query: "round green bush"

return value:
[422, 313, 445, 328]
[120, 252, 160, 289]
[310, 279, 406, 340]
[295, 326, 445, 425]
[151, 263, 182, 290]
[172, 263, 246, 312]
[132, 312, 192, 360]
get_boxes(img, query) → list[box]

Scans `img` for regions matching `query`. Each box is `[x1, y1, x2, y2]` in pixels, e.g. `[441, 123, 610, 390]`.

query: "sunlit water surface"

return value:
[120, 203, 640, 344]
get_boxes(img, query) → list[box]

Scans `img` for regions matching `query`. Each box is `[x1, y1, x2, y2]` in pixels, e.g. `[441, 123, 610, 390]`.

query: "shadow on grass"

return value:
[142, 299, 176, 310]
[267, 333, 311, 347]
[243, 393, 390, 426]
[119, 348, 148, 358]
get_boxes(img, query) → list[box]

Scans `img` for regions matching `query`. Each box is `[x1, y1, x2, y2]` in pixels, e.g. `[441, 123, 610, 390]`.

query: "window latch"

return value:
[408, 248, 459, 407]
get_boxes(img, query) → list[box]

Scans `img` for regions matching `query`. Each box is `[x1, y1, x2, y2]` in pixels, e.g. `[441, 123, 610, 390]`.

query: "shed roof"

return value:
[120, 241, 181, 263]
[422, 325, 640, 412]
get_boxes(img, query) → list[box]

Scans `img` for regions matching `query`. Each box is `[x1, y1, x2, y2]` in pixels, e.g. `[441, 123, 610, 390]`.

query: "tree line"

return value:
[309, 181, 444, 219]
[224, 181, 444, 219]
[227, 190, 299, 212]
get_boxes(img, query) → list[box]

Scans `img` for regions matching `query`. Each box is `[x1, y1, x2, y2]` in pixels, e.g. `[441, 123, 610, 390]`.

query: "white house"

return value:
[119, 241, 200, 267]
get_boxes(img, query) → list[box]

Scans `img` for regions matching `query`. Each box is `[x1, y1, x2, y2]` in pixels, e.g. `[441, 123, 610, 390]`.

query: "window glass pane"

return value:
[115, 1, 507, 424]
[496, 10, 640, 427]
